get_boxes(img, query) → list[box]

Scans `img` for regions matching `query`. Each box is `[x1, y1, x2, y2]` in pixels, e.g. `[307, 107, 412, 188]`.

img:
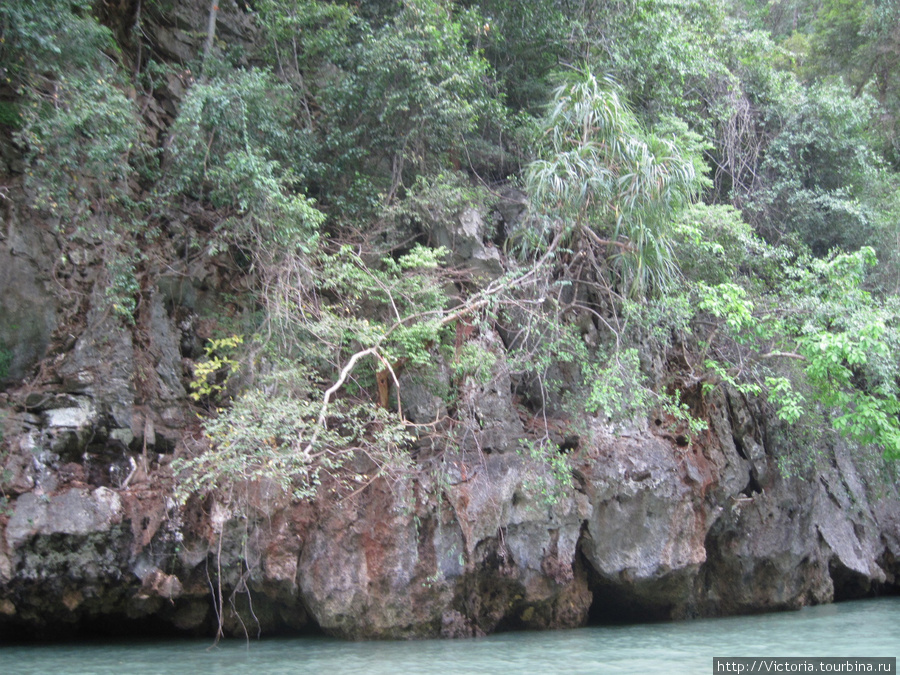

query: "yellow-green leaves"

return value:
[697, 282, 756, 333]
[189, 335, 244, 402]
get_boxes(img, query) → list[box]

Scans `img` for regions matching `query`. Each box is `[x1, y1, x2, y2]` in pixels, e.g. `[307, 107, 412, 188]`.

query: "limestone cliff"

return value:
[1, 187, 898, 640]
[1, 0, 899, 643]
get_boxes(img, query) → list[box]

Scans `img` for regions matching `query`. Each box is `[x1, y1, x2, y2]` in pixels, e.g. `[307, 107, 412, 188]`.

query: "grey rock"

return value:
[579, 428, 713, 615]
[41, 398, 96, 456]
[495, 188, 528, 241]
[429, 208, 503, 279]
[0, 199, 59, 382]
[57, 286, 135, 429]
[144, 0, 258, 67]
[148, 292, 187, 402]
[456, 332, 525, 455]
[398, 354, 450, 425]
[6, 487, 124, 548]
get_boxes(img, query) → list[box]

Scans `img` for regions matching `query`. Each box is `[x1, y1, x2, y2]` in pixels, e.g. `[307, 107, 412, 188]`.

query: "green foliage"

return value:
[701, 359, 763, 398]
[697, 282, 757, 335]
[0, 0, 115, 79]
[697, 243, 900, 460]
[163, 68, 323, 254]
[805, 0, 900, 160]
[518, 438, 573, 506]
[672, 204, 773, 285]
[622, 292, 694, 352]
[104, 252, 141, 322]
[174, 374, 413, 503]
[0, 101, 21, 129]
[9, 0, 900, 512]
[3, 0, 139, 218]
[177, 236, 456, 506]
[663, 389, 710, 440]
[474, 0, 570, 112]
[765, 376, 806, 424]
[18, 74, 139, 225]
[579, 0, 730, 128]
[254, 0, 357, 75]
[316, 244, 450, 367]
[452, 342, 497, 385]
[583, 348, 655, 422]
[190, 336, 244, 402]
[526, 69, 698, 297]
[789, 251, 900, 458]
[750, 82, 885, 253]
[582, 346, 707, 439]
[315, 0, 500, 213]
[393, 171, 495, 229]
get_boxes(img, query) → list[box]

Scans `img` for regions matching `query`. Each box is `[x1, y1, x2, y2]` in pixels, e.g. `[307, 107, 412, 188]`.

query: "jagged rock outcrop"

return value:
[2, 191, 900, 639]
[427, 207, 504, 280]
[0, 0, 898, 641]
[2, 312, 898, 640]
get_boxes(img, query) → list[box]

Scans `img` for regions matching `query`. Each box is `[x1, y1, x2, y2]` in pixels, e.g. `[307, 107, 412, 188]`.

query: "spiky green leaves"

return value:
[526, 69, 697, 298]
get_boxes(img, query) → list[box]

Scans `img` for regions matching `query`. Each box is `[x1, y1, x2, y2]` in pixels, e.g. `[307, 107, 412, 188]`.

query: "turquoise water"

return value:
[1, 598, 897, 674]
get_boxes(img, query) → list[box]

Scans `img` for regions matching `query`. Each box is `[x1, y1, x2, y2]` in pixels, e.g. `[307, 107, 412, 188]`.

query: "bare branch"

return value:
[302, 347, 380, 458]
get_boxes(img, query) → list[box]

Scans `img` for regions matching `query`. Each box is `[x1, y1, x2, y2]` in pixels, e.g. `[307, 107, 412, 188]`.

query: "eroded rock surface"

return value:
[3, 194, 899, 640]
[0, 15, 898, 634]
[2, 367, 897, 640]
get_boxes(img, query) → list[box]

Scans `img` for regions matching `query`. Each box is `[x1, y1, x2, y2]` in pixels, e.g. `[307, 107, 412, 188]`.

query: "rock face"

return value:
[0, 0, 898, 640]
[0, 194, 59, 384]
[2, 200, 899, 641]
[2, 334, 899, 640]
[2, 196, 899, 641]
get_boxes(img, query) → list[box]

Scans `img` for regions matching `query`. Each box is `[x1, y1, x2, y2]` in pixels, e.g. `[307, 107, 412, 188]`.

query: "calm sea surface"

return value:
[1, 597, 897, 674]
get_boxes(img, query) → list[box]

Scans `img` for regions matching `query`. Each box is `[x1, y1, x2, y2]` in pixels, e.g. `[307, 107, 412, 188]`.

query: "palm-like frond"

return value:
[526, 68, 697, 298]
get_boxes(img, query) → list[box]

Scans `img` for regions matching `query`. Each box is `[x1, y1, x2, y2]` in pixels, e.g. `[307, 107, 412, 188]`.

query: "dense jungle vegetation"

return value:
[2, 0, 900, 500]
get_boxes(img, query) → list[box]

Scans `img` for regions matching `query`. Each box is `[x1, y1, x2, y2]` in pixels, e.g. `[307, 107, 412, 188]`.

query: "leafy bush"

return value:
[452, 342, 497, 385]
[695, 241, 900, 460]
[190, 336, 243, 403]
[749, 83, 884, 253]
[672, 204, 771, 285]
[174, 379, 413, 504]
[583, 349, 655, 422]
[314, 0, 500, 213]
[474, 0, 570, 113]
[163, 68, 322, 254]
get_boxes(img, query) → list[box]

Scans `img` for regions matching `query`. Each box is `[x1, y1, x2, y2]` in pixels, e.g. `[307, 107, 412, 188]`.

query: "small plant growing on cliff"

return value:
[174, 364, 415, 504]
[583, 348, 654, 423]
[452, 342, 497, 385]
[518, 438, 573, 506]
[189, 335, 244, 403]
[0, 344, 11, 380]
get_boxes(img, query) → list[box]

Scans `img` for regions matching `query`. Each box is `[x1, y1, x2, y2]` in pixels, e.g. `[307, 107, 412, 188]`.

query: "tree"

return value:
[747, 82, 884, 253]
[526, 69, 698, 298]
[315, 0, 498, 214]
[473, 0, 570, 113]
[808, 0, 900, 164]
